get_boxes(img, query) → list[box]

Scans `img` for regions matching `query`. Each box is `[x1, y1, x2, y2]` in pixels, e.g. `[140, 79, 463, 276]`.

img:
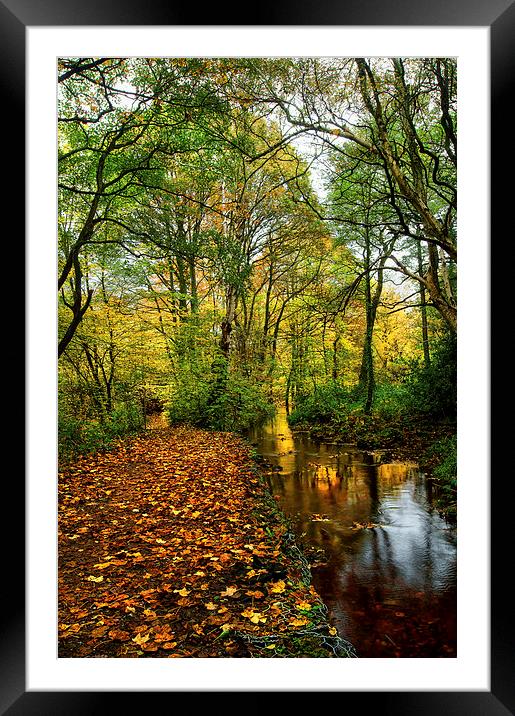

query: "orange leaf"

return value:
[108, 629, 130, 641]
[289, 616, 309, 628]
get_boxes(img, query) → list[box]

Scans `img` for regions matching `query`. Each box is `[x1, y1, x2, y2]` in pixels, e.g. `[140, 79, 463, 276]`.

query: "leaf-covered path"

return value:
[58, 425, 354, 658]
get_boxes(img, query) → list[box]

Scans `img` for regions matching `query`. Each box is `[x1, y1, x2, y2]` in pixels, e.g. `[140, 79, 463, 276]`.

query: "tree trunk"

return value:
[220, 286, 237, 359]
[358, 234, 386, 413]
[417, 242, 431, 367]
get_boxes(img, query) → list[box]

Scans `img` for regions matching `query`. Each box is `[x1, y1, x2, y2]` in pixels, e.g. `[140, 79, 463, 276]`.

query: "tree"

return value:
[245, 57, 457, 331]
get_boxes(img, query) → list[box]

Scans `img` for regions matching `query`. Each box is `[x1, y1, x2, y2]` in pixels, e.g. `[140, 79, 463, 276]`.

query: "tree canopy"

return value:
[57, 56, 457, 456]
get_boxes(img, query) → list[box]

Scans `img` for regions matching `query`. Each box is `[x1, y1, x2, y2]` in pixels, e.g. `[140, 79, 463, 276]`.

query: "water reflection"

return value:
[248, 408, 457, 658]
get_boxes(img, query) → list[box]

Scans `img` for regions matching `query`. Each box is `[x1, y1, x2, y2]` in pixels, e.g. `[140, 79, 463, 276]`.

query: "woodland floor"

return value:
[58, 424, 353, 658]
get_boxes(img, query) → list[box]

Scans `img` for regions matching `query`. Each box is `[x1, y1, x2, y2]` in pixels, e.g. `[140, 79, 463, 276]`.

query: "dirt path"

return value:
[58, 425, 354, 658]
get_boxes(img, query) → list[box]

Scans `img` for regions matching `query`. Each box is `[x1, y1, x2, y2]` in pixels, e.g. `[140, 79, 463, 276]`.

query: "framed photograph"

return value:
[7, 0, 504, 711]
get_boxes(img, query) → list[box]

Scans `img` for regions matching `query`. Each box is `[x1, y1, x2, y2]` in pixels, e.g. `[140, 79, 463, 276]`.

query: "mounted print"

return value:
[57, 56, 457, 660]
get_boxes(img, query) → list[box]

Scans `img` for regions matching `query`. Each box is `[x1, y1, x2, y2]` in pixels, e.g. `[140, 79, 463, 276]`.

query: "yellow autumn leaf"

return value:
[250, 613, 267, 624]
[268, 580, 286, 594]
[205, 602, 217, 610]
[176, 588, 190, 597]
[329, 626, 338, 636]
[132, 632, 150, 645]
[86, 575, 104, 583]
[289, 616, 309, 627]
[296, 601, 312, 611]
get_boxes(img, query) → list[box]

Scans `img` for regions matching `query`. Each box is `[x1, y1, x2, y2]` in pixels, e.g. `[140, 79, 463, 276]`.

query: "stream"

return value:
[247, 407, 457, 658]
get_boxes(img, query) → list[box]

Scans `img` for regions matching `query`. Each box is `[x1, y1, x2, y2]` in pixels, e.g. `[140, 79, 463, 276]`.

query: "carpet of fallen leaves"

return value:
[58, 425, 348, 658]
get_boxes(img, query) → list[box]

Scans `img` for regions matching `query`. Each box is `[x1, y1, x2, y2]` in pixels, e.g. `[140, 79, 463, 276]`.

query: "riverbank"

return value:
[58, 425, 355, 658]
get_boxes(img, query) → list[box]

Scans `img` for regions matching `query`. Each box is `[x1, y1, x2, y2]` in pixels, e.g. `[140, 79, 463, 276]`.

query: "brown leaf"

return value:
[108, 629, 130, 641]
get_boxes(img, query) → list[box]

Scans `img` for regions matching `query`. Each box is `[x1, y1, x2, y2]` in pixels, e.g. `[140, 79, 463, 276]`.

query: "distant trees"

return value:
[57, 56, 457, 454]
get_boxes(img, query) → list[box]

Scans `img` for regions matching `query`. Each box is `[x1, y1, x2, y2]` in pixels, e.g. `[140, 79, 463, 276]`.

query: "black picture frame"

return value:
[5, 1, 505, 712]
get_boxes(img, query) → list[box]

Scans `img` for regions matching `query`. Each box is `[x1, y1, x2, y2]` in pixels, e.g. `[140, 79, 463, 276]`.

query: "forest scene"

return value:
[58, 56, 457, 659]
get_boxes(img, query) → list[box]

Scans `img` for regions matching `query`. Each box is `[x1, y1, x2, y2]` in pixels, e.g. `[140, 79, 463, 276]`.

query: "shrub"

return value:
[205, 373, 275, 431]
[288, 379, 391, 429]
[109, 402, 145, 435]
[423, 434, 457, 517]
[288, 382, 359, 427]
[373, 383, 408, 419]
[402, 333, 457, 419]
[168, 355, 274, 432]
[58, 401, 144, 461]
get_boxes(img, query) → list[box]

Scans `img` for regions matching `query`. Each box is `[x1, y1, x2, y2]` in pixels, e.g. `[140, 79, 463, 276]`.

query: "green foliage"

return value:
[288, 381, 359, 427]
[402, 333, 457, 418]
[167, 372, 212, 426]
[205, 371, 275, 432]
[58, 401, 145, 461]
[168, 355, 274, 432]
[288, 381, 408, 428]
[372, 383, 409, 417]
[423, 434, 457, 517]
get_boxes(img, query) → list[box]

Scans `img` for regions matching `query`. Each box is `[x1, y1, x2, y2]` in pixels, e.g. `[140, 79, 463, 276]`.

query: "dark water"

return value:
[248, 408, 457, 658]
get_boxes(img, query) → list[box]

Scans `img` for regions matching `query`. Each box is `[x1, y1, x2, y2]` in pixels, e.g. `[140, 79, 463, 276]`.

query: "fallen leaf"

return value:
[220, 586, 238, 597]
[108, 630, 130, 641]
[132, 632, 150, 645]
[289, 616, 309, 627]
[250, 613, 267, 624]
[246, 589, 265, 599]
[91, 625, 109, 637]
[268, 580, 286, 594]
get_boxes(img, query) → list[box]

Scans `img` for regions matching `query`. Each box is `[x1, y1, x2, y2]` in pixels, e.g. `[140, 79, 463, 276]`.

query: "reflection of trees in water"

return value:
[371, 526, 398, 583]
[256, 412, 456, 657]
